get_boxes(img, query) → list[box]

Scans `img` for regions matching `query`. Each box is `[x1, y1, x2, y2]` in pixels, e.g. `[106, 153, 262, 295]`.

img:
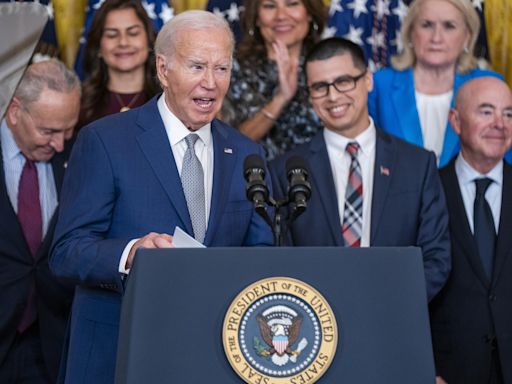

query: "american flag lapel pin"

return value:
[380, 165, 390, 176]
[224, 148, 233, 154]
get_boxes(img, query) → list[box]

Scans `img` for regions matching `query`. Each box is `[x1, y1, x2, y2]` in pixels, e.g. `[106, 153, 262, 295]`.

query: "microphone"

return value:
[243, 154, 269, 210]
[285, 156, 311, 213]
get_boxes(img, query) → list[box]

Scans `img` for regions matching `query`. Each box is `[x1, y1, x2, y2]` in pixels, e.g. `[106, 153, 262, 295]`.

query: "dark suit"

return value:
[0, 138, 73, 382]
[50, 96, 273, 384]
[269, 129, 451, 301]
[430, 160, 512, 384]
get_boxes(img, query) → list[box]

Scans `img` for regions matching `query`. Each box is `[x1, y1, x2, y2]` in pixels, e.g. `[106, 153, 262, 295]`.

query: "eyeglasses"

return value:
[308, 71, 367, 99]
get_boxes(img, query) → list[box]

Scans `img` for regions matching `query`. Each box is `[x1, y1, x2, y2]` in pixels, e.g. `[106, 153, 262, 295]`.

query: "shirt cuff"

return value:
[119, 238, 139, 274]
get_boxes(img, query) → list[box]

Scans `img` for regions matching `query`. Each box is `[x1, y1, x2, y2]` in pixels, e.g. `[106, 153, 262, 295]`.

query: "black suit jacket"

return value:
[269, 129, 451, 301]
[430, 159, 512, 384]
[0, 139, 74, 382]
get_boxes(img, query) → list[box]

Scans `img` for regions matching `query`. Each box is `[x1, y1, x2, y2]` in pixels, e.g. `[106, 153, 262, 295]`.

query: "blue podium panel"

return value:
[116, 247, 435, 383]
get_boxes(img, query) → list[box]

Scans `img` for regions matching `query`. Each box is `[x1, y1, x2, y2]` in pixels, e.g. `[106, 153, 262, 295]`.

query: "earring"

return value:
[312, 22, 318, 32]
[463, 46, 470, 53]
[248, 28, 254, 37]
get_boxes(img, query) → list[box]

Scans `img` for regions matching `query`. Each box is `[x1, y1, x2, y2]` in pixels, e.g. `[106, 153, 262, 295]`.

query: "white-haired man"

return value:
[51, 10, 272, 384]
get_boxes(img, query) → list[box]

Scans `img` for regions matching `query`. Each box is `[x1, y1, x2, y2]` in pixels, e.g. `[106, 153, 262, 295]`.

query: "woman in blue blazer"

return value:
[368, 0, 509, 167]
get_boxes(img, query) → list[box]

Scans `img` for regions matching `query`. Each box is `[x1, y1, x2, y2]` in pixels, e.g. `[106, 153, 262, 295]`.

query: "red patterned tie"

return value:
[342, 142, 363, 247]
[17, 157, 41, 332]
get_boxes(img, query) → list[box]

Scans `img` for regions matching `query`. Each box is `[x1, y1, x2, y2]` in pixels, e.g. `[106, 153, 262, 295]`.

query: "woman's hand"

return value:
[272, 39, 299, 104]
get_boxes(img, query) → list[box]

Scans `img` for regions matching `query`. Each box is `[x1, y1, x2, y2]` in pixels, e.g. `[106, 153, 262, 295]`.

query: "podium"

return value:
[115, 247, 435, 383]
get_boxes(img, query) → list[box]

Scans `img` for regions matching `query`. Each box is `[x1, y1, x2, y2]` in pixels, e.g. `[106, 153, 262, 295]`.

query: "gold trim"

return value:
[223, 277, 338, 384]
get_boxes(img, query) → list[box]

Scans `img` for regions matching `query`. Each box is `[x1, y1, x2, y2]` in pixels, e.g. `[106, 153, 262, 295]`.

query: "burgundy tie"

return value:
[17, 157, 42, 332]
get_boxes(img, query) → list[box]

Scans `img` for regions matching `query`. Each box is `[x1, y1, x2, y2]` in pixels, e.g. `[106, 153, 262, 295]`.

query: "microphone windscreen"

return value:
[244, 154, 265, 172]
[285, 155, 309, 176]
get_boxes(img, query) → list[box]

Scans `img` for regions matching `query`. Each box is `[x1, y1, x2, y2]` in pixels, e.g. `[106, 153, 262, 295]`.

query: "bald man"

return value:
[430, 77, 512, 384]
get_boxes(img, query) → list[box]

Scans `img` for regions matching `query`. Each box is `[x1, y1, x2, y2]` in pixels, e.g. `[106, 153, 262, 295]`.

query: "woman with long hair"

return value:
[78, 0, 160, 129]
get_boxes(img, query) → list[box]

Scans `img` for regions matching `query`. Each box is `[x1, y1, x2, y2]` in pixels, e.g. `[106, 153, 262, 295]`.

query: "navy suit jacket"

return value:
[430, 160, 512, 384]
[269, 129, 450, 301]
[50, 96, 273, 384]
[0, 139, 73, 382]
[367, 67, 512, 167]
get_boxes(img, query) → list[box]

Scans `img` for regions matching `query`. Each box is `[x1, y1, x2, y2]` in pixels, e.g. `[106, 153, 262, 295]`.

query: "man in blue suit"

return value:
[270, 38, 450, 301]
[51, 10, 272, 384]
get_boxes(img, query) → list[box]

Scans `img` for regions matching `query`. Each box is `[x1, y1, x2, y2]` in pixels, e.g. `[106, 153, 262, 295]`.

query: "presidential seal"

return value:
[223, 277, 338, 384]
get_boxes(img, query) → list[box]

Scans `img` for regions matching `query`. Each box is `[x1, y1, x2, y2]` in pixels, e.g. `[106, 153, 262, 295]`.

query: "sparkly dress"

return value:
[223, 56, 322, 160]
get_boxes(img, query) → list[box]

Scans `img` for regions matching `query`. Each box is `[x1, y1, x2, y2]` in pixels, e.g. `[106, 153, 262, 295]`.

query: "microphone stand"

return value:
[258, 197, 304, 246]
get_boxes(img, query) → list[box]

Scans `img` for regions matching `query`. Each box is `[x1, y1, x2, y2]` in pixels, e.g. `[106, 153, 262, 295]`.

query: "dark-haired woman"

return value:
[77, 0, 160, 129]
[223, 0, 327, 160]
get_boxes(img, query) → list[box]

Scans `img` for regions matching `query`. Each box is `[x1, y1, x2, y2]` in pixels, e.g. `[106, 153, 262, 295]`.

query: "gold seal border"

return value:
[223, 277, 338, 384]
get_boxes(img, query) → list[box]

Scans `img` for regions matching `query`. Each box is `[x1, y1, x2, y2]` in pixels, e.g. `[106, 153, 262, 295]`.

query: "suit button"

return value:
[488, 294, 497, 302]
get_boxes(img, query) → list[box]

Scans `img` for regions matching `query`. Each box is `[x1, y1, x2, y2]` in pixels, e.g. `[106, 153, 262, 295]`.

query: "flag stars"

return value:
[329, 0, 343, 17]
[367, 30, 386, 49]
[348, 0, 368, 19]
[392, 0, 408, 23]
[93, 0, 106, 10]
[142, 0, 157, 20]
[371, 0, 391, 20]
[226, 2, 241, 22]
[159, 3, 174, 23]
[323, 25, 338, 39]
[344, 25, 364, 46]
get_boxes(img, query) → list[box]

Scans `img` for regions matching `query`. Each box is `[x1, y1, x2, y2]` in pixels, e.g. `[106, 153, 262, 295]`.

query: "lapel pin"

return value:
[380, 165, 390, 176]
[224, 148, 233, 154]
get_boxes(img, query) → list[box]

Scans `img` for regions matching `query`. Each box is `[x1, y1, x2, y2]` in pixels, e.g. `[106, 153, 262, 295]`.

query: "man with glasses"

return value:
[0, 59, 80, 383]
[269, 37, 450, 302]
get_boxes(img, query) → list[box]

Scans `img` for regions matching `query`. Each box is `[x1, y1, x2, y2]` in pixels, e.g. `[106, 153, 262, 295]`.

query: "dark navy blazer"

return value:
[50, 96, 273, 384]
[269, 129, 451, 302]
[0, 138, 73, 382]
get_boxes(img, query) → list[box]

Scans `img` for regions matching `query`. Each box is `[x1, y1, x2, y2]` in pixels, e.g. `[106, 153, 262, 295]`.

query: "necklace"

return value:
[113, 92, 142, 112]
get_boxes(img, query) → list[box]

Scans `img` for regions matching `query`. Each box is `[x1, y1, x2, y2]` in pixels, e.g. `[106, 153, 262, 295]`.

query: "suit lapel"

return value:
[442, 161, 490, 287]
[309, 134, 343, 246]
[0, 137, 33, 260]
[135, 99, 193, 235]
[203, 120, 237, 246]
[370, 130, 394, 244]
[391, 69, 424, 147]
[492, 163, 512, 287]
[51, 144, 68, 199]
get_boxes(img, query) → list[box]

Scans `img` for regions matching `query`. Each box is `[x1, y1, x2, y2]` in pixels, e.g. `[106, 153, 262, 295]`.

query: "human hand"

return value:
[272, 39, 299, 104]
[126, 232, 173, 270]
[435, 376, 447, 384]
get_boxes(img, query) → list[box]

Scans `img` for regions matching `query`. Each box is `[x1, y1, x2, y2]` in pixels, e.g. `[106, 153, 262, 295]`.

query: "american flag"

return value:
[74, 0, 175, 79]
[327, 0, 490, 71]
[326, 0, 409, 72]
[207, 0, 243, 43]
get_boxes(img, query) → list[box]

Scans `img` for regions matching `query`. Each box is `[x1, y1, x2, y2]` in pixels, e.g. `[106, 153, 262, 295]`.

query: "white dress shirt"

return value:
[324, 119, 376, 246]
[1, 119, 57, 237]
[455, 154, 502, 234]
